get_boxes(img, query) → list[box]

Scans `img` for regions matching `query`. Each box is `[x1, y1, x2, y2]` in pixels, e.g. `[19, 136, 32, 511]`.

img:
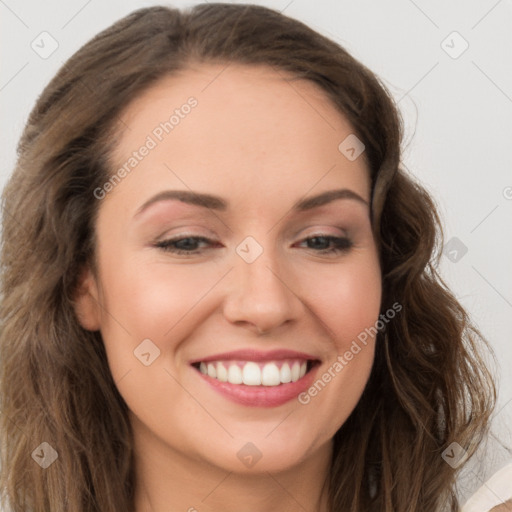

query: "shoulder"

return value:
[461, 462, 512, 512]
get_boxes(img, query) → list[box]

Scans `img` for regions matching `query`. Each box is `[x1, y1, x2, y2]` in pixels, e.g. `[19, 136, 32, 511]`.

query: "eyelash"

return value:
[154, 235, 353, 256]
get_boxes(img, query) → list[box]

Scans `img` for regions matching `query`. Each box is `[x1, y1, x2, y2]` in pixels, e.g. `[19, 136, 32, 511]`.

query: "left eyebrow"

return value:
[293, 188, 369, 211]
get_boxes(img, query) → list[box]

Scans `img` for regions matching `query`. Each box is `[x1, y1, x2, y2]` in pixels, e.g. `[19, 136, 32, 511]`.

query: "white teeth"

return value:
[242, 362, 261, 386]
[291, 362, 300, 382]
[207, 363, 217, 378]
[216, 362, 228, 382]
[261, 363, 281, 386]
[280, 363, 292, 383]
[197, 359, 311, 386]
[227, 364, 243, 384]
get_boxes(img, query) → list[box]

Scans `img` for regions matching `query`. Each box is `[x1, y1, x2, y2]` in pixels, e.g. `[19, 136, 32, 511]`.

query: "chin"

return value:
[191, 429, 328, 476]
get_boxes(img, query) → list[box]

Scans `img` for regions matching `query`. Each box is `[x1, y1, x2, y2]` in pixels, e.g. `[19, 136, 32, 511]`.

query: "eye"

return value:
[154, 234, 353, 257]
[296, 235, 353, 254]
[154, 236, 219, 255]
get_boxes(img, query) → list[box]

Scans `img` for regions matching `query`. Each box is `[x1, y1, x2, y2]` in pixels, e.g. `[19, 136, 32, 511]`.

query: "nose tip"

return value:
[222, 256, 303, 335]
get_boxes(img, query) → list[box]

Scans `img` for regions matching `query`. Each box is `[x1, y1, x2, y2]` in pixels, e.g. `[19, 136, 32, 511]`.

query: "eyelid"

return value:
[153, 222, 352, 244]
[154, 225, 218, 240]
[155, 225, 349, 243]
[292, 224, 350, 239]
[154, 233, 354, 258]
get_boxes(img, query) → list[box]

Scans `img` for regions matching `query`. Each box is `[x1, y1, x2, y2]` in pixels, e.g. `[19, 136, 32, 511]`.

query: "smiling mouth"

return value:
[192, 359, 318, 386]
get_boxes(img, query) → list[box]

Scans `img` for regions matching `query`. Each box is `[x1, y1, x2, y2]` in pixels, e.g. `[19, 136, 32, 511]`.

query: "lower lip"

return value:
[194, 364, 320, 407]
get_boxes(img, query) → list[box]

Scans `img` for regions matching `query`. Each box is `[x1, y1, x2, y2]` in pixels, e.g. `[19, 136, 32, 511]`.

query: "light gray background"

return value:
[1, 0, 511, 504]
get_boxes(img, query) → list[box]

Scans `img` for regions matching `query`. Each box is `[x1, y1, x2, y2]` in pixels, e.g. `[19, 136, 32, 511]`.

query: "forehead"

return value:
[106, 62, 370, 211]
[117, 61, 345, 127]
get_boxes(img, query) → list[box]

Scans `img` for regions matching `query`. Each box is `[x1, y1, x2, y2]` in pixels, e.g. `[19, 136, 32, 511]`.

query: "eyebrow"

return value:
[134, 188, 369, 218]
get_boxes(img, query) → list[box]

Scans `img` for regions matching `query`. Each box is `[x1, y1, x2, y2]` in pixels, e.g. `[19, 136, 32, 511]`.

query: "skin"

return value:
[490, 501, 512, 511]
[75, 62, 382, 512]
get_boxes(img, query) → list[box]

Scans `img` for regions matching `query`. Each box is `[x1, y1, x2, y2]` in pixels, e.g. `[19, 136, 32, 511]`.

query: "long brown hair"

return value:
[0, 4, 496, 511]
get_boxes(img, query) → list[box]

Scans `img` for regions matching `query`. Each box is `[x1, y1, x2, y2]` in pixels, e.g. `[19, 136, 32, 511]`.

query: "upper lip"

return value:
[190, 349, 320, 365]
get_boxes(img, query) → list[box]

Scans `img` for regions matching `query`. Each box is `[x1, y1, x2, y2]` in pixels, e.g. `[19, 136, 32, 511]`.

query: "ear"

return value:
[73, 264, 102, 331]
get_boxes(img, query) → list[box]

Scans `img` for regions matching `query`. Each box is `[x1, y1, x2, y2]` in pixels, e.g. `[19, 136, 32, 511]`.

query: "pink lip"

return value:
[189, 349, 318, 365]
[193, 362, 321, 408]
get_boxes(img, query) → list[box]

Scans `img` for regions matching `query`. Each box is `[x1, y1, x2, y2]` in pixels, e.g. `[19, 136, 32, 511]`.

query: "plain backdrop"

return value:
[1, 0, 511, 504]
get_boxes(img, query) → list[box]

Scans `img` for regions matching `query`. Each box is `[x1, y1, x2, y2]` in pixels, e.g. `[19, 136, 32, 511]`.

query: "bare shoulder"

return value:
[489, 500, 512, 512]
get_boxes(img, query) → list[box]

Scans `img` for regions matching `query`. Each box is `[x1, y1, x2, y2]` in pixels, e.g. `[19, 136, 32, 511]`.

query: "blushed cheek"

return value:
[312, 258, 380, 432]
[97, 253, 224, 357]
[306, 260, 381, 349]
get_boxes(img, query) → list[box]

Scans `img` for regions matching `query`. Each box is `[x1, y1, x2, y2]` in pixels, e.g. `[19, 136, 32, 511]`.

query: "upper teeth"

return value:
[198, 360, 308, 386]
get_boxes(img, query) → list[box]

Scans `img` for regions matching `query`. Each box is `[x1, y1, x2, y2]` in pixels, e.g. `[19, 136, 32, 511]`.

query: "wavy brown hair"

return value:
[0, 3, 496, 511]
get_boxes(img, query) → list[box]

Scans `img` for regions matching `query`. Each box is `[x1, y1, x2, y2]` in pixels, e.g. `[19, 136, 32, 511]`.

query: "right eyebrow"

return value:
[134, 190, 228, 218]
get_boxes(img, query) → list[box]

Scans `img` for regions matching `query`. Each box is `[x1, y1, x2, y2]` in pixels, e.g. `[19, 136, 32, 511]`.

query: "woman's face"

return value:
[76, 63, 382, 474]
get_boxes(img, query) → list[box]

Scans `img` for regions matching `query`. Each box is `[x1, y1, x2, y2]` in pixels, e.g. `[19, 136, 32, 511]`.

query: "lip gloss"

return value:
[195, 364, 319, 407]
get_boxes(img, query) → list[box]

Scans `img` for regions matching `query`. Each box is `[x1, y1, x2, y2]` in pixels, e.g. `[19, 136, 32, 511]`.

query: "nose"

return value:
[222, 247, 305, 335]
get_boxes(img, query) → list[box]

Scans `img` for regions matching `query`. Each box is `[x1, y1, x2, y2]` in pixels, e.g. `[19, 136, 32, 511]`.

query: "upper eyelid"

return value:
[155, 221, 353, 242]
[156, 222, 352, 237]
[140, 205, 367, 230]
[158, 229, 350, 241]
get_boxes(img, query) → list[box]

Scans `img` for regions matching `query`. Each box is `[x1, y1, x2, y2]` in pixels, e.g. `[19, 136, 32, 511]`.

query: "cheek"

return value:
[104, 263, 210, 331]
[94, 256, 222, 427]
[300, 254, 382, 348]
[96, 252, 225, 369]
[293, 254, 381, 425]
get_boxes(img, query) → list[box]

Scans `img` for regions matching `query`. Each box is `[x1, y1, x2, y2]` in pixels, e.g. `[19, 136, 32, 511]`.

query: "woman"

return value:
[0, 3, 503, 511]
